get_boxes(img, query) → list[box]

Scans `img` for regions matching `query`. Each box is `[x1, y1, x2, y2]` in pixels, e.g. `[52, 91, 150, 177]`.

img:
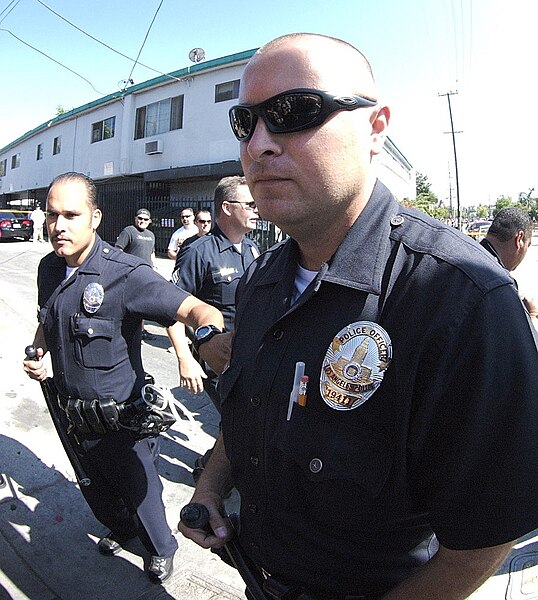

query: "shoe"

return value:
[98, 535, 123, 556]
[142, 330, 156, 340]
[148, 554, 174, 583]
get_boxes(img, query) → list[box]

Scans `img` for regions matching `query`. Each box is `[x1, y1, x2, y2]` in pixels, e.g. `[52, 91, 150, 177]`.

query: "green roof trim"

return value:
[1, 48, 258, 154]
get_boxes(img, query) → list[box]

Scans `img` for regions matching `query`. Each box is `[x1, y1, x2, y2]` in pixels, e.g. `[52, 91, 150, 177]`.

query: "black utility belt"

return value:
[59, 390, 176, 440]
[60, 396, 124, 436]
[261, 572, 375, 600]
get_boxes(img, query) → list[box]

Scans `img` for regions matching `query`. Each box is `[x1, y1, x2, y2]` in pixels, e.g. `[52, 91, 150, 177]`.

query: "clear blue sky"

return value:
[1, 0, 536, 207]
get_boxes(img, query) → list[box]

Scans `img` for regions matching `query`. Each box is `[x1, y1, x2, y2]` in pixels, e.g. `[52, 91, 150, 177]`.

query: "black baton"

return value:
[180, 503, 268, 600]
[25, 345, 91, 487]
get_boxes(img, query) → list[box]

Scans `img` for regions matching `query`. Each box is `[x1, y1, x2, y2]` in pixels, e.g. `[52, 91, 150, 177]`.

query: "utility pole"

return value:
[439, 91, 462, 229]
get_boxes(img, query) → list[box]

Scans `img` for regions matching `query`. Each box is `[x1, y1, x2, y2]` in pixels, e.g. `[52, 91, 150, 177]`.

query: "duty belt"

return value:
[59, 396, 122, 435]
[259, 571, 377, 600]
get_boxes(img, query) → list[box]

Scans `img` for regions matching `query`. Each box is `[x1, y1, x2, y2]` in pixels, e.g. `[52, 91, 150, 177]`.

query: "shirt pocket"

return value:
[70, 314, 116, 368]
[270, 410, 395, 530]
[210, 268, 240, 306]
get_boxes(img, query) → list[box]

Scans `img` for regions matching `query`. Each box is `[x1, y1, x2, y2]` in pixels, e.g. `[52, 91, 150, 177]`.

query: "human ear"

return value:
[370, 105, 390, 156]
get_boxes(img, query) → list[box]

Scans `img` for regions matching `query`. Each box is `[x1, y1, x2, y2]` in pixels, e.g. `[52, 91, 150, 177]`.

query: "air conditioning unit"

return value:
[145, 140, 162, 155]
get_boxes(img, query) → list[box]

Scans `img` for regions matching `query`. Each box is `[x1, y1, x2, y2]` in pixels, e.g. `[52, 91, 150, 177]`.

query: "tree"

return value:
[416, 172, 432, 196]
[476, 205, 489, 219]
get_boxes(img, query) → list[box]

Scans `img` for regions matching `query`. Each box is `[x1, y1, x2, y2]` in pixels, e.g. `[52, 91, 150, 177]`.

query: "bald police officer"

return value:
[179, 34, 538, 599]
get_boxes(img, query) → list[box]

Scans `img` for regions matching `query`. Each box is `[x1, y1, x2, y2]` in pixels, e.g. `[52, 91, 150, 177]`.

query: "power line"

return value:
[35, 0, 184, 86]
[0, 0, 21, 25]
[0, 28, 107, 95]
[122, 0, 164, 90]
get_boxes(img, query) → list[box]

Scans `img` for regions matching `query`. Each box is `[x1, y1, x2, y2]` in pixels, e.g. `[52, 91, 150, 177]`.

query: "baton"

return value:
[180, 502, 268, 600]
[25, 345, 91, 487]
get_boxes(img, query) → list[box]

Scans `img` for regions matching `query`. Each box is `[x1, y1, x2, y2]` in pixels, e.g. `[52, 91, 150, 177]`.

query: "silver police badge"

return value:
[83, 282, 105, 314]
[320, 321, 392, 410]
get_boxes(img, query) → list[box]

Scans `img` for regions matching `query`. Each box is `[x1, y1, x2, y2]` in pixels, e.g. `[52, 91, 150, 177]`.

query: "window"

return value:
[0, 159, 6, 177]
[215, 79, 240, 103]
[91, 116, 116, 143]
[53, 136, 61, 155]
[134, 95, 183, 139]
[11, 153, 20, 169]
[36, 144, 43, 160]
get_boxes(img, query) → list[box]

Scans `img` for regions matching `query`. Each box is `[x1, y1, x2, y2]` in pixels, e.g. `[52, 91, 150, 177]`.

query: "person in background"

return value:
[179, 33, 538, 599]
[115, 208, 156, 340]
[167, 208, 197, 260]
[480, 206, 537, 322]
[23, 172, 224, 584]
[170, 176, 259, 481]
[30, 204, 46, 243]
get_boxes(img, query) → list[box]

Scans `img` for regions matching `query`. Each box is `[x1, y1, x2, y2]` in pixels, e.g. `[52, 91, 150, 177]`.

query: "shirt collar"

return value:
[253, 180, 398, 296]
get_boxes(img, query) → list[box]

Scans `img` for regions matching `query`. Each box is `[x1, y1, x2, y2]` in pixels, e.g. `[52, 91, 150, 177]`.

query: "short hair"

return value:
[46, 172, 98, 210]
[214, 176, 247, 216]
[488, 207, 532, 242]
[194, 208, 212, 222]
[258, 33, 375, 81]
[180, 208, 194, 217]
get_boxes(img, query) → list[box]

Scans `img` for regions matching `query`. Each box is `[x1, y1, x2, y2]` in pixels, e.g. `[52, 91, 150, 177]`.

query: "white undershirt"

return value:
[292, 264, 318, 304]
[65, 266, 78, 280]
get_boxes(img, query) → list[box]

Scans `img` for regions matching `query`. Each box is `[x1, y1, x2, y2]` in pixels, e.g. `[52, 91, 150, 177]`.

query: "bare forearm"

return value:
[176, 295, 224, 331]
[381, 541, 513, 599]
[194, 434, 234, 499]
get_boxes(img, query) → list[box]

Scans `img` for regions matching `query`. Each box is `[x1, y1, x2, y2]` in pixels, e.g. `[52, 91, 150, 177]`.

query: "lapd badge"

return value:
[320, 321, 392, 410]
[83, 282, 104, 314]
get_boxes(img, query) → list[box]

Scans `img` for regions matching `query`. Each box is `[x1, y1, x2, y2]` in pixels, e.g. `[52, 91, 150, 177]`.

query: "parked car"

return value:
[0, 210, 32, 241]
[466, 220, 491, 240]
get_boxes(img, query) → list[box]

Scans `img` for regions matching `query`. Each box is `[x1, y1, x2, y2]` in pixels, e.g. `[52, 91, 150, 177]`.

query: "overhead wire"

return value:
[0, 0, 21, 24]
[0, 28, 107, 95]
[122, 0, 164, 90]
[35, 0, 184, 84]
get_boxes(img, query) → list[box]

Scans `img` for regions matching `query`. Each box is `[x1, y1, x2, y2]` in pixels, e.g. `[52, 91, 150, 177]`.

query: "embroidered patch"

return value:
[320, 321, 392, 410]
[83, 282, 104, 314]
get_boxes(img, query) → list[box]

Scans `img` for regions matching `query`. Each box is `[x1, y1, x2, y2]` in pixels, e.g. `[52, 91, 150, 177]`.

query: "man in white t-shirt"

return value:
[167, 208, 197, 260]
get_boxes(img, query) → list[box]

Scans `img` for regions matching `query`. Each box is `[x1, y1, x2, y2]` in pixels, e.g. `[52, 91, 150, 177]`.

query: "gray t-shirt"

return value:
[115, 225, 155, 265]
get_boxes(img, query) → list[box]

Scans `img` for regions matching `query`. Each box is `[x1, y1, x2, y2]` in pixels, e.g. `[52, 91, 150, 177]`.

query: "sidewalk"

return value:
[0, 242, 244, 599]
[0, 240, 537, 599]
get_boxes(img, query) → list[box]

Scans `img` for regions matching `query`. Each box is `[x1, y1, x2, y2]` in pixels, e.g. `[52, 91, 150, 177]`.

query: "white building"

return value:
[0, 48, 415, 251]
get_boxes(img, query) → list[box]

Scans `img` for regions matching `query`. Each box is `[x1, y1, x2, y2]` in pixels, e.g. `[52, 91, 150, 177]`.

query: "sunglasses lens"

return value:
[230, 108, 255, 140]
[266, 93, 322, 131]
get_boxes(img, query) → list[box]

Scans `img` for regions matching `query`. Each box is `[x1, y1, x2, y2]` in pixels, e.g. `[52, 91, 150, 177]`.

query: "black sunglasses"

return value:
[227, 200, 257, 209]
[229, 88, 377, 141]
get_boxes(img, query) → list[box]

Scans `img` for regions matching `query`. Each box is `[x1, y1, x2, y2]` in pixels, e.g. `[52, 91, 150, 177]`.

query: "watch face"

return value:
[196, 325, 213, 338]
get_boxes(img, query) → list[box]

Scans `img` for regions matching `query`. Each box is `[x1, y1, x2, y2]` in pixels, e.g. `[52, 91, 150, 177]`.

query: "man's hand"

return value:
[178, 490, 232, 549]
[199, 332, 233, 375]
[178, 354, 207, 394]
[23, 347, 47, 381]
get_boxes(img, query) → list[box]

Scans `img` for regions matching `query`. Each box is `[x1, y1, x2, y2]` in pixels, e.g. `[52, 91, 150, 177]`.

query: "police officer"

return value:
[179, 34, 538, 599]
[171, 176, 259, 400]
[480, 207, 537, 322]
[23, 172, 224, 584]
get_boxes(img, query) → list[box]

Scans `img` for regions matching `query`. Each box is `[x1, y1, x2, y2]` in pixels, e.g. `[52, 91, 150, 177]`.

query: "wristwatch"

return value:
[193, 324, 224, 351]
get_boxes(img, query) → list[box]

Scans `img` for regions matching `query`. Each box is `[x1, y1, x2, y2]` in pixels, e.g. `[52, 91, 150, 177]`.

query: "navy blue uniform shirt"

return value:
[220, 180, 538, 597]
[174, 224, 259, 330]
[38, 235, 188, 403]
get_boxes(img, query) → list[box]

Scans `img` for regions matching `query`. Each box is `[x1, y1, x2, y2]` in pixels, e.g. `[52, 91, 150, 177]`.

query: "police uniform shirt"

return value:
[174, 224, 259, 330]
[115, 224, 155, 265]
[37, 235, 188, 403]
[219, 180, 538, 597]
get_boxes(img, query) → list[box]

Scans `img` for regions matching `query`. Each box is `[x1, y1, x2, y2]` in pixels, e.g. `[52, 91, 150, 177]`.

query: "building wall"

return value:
[0, 49, 415, 208]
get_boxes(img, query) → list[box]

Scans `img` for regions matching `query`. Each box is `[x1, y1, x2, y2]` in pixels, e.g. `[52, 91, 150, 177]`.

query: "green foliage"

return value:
[416, 172, 432, 196]
[476, 205, 489, 219]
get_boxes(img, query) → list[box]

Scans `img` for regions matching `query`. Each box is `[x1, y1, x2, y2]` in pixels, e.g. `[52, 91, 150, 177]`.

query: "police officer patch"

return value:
[320, 321, 392, 410]
[83, 282, 104, 314]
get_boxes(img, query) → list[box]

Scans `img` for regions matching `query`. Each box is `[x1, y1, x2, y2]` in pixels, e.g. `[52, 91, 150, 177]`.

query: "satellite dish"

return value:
[189, 48, 205, 63]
